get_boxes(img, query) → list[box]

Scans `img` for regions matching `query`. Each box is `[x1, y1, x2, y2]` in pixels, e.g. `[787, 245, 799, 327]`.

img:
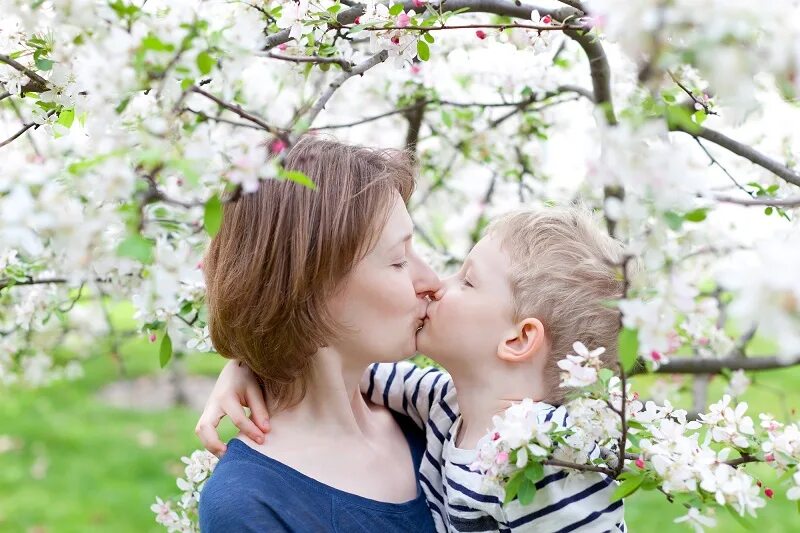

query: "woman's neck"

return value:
[267, 347, 378, 438]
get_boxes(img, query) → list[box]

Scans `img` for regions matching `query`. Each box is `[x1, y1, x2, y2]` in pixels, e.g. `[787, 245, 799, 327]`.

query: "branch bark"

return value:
[674, 124, 800, 188]
[0, 53, 49, 93]
[629, 353, 800, 375]
[189, 85, 289, 140]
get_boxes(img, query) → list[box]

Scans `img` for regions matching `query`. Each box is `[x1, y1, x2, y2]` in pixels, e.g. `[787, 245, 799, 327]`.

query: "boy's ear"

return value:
[497, 318, 546, 363]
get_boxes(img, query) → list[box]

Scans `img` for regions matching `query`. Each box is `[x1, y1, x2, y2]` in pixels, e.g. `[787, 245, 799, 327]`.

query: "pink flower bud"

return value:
[492, 432, 500, 441]
[650, 350, 662, 362]
[412, 0, 425, 7]
[176, 177, 184, 186]
[635, 457, 645, 469]
[496, 451, 508, 464]
[410, 64, 422, 75]
[397, 13, 411, 28]
[278, 43, 288, 51]
[765, 453, 775, 462]
[541, 15, 552, 24]
[475, 30, 487, 40]
[269, 138, 287, 155]
[354, 16, 361, 24]
[149, 333, 157, 343]
[391, 35, 400, 45]
[765, 488, 774, 498]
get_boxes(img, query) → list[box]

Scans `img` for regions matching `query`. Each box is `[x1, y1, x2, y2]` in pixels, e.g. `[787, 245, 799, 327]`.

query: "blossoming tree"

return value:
[2, 0, 800, 531]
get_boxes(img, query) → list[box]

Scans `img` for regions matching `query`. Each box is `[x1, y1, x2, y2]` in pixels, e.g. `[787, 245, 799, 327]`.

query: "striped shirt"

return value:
[362, 361, 627, 533]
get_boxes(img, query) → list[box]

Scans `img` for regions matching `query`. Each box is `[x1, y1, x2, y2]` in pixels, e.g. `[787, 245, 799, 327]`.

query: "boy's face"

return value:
[417, 232, 517, 369]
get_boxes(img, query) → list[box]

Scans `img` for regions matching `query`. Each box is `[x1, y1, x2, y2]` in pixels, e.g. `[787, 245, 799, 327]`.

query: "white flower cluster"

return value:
[152, 449, 218, 532]
[469, 399, 561, 487]
[588, 0, 800, 110]
[557, 341, 606, 388]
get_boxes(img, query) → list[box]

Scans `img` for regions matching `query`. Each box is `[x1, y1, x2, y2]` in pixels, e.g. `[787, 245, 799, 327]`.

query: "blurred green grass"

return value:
[1, 305, 799, 532]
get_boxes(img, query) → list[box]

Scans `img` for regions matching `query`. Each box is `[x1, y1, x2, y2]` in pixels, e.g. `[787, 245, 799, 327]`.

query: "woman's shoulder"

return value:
[198, 439, 329, 530]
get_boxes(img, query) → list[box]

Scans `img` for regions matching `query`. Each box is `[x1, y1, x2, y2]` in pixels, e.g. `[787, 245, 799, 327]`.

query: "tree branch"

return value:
[542, 458, 616, 477]
[713, 194, 800, 208]
[673, 124, 800, 188]
[262, 52, 354, 71]
[189, 85, 289, 139]
[629, 353, 800, 375]
[0, 120, 38, 149]
[263, 1, 578, 51]
[0, 53, 49, 93]
[305, 50, 389, 128]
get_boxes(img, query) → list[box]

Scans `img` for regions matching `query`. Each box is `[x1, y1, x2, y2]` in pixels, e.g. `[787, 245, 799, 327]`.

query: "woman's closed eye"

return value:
[392, 260, 409, 269]
[461, 277, 473, 288]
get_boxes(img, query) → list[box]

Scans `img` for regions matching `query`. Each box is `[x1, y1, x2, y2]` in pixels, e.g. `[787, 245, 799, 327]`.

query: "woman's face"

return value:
[327, 193, 441, 363]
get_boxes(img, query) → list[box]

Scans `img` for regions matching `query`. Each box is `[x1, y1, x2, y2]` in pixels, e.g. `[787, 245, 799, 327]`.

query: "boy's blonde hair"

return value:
[488, 206, 625, 405]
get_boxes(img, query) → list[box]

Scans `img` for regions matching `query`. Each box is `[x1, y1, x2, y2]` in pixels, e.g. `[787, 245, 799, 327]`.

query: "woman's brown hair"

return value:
[203, 135, 416, 408]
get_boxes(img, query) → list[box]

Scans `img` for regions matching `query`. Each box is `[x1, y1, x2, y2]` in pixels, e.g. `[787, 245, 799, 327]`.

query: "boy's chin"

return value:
[415, 329, 441, 359]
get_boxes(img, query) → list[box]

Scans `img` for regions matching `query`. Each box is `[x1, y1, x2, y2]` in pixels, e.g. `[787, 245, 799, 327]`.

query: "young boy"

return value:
[204, 206, 627, 532]
[360, 207, 627, 532]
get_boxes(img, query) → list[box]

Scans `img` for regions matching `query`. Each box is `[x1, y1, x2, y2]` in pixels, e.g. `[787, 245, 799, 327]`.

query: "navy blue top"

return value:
[199, 411, 436, 532]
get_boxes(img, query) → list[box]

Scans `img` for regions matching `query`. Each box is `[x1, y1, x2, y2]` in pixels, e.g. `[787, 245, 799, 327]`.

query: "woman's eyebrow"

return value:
[392, 233, 413, 248]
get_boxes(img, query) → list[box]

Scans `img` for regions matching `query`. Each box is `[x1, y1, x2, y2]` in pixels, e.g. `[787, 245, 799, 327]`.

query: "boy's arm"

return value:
[360, 361, 453, 430]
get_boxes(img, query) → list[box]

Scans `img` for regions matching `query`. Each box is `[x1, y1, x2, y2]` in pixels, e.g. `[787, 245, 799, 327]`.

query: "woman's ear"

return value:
[497, 318, 546, 363]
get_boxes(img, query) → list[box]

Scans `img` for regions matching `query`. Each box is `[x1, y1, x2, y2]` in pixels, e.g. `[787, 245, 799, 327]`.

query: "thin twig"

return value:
[262, 52, 354, 71]
[305, 50, 389, 128]
[190, 85, 289, 139]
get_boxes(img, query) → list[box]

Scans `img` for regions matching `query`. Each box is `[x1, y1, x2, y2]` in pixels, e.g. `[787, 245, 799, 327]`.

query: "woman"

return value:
[197, 136, 441, 532]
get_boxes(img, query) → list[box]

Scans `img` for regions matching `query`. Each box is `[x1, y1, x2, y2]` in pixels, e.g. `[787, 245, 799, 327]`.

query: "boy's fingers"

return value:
[225, 399, 266, 444]
[245, 385, 271, 433]
[195, 410, 227, 456]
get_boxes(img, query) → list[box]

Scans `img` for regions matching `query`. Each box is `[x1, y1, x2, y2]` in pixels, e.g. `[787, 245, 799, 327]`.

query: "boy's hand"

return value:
[195, 359, 271, 457]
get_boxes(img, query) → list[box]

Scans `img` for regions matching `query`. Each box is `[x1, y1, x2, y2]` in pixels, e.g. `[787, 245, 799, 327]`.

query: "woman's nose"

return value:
[411, 254, 442, 298]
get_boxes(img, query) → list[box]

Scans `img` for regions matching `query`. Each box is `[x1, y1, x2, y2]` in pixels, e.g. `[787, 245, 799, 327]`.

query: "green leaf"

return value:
[35, 57, 53, 71]
[524, 461, 545, 483]
[684, 208, 708, 222]
[618, 327, 640, 373]
[693, 109, 707, 126]
[441, 110, 453, 128]
[204, 194, 223, 237]
[196, 51, 214, 75]
[423, 32, 435, 44]
[665, 104, 699, 134]
[663, 210, 684, 231]
[282, 170, 316, 190]
[159, 331, 173, 368]
[141, 34, 174, 52]
[389, 3, 405, 16]
[765, 206, 774, 216]
[57, 108, 75, 128]
[611, 474, 644, 501]
[117, 234, 154, 264]
[518, 478, 537, 506]
[504, 470, 525, 504]
[726, 505, 755, 530]
[416, 40, 430, 61]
